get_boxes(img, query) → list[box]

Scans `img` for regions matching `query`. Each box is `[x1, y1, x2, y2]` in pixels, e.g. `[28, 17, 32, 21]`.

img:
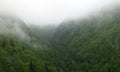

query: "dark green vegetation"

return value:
[0, 16, 59, 72]
[51, 8, 120, 72]
[0, 35, 60, 72]
[0, 7, 120, 72]
[29, 25, 57, 43]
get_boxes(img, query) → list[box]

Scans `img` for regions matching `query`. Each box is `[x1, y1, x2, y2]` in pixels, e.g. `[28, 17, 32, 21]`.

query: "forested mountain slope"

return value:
[0, 16, 59, 72]
[51, 7, 120, 72]
[0, 7, 120, 72]
[29, 25, 57, 44]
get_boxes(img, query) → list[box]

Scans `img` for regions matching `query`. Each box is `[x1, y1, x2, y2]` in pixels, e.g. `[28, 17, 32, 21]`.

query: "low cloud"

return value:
[0, 0, 120, 26]
[0, 16, 30, 41]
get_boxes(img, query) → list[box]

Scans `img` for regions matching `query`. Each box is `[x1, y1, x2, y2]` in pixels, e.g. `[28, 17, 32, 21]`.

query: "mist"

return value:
[0, 16, 30, 41]
[0, 0, 120, 26]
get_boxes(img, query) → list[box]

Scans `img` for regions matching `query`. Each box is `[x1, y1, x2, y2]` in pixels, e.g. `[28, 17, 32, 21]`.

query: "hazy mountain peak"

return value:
[0, 15, 30, 40]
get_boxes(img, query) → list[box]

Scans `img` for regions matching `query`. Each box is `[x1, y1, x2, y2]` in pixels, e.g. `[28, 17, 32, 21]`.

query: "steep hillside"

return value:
[0, 16, 59, 72]
[51, 7, 120, 72]
[29, 25, 57, 43]
[1, 7, 120, 72]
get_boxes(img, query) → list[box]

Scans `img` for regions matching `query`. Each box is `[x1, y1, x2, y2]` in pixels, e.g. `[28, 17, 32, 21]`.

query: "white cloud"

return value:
[0, 0, 119, 25]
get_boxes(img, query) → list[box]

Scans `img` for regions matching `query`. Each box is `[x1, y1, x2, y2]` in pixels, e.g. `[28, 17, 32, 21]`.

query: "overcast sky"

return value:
[0, 0, 120, 26]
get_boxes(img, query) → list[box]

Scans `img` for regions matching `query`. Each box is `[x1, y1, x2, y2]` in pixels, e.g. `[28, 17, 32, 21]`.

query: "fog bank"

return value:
[0, 0, 120, 26]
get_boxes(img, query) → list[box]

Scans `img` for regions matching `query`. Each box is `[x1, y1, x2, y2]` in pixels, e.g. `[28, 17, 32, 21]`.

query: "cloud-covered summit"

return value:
[0, 16, 30, 40]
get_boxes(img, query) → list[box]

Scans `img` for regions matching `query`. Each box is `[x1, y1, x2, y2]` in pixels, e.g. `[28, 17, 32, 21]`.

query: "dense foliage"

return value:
[0, 16, 59, 72]
[29, 25, 57, 43]
[0, 35, 59, 72]
[0, 7, 120, 72]
[51, 8, 120, 72]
